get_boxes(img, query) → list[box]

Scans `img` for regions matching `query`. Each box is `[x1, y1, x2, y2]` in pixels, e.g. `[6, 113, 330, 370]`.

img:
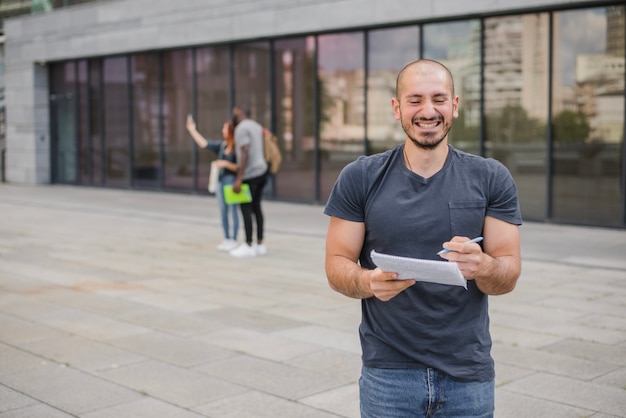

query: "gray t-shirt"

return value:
[324, 144, 522, 382]
[234, 119, 268, 180]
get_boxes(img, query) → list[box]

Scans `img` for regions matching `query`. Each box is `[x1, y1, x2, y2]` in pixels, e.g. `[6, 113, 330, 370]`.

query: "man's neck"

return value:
[403, 141, 449, 179]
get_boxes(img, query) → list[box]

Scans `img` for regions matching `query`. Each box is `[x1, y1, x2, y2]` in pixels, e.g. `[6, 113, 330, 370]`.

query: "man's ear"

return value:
[391, 97, 401, 121]
[452, 96, 459, 119]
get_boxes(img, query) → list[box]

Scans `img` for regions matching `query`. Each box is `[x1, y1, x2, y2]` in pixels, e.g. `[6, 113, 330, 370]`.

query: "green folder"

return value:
[223, 184, 252, 204]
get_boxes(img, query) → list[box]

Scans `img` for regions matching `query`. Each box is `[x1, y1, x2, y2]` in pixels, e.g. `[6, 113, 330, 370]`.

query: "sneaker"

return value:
[229, 243, 256, 258]
[254, 243, 267, 256]
[217, 239, 238, 251]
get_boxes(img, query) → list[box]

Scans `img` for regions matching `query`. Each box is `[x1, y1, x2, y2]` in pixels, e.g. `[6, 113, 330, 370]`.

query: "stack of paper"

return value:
[370, 250, 467, 289]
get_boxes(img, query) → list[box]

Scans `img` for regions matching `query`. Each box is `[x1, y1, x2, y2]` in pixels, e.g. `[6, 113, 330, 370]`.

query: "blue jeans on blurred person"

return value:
[216, 174, 239, 241]
[360, 366, 494, 418]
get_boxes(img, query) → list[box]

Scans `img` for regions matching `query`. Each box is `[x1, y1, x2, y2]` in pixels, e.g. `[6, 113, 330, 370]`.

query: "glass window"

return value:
[103, 56, 130, 187]
[484, 14, 550, 221]
[551, 6, 624, 226]
[50, 62, 77, 184]
[131, 53, 161, 188]
[162, 49, 194, 190]
[196, 45, 232, 190]
[77, 60, 90, 184]
[89, 59, 102, 185]
[367, 26, 419, 154]
[423, 20, 482, 154]
[233, 41, 271, 128]
[318, 31, 365, 202]
[273, 37, 316, 201]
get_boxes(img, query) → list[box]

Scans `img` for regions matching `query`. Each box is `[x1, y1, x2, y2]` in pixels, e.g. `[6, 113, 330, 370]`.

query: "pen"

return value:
[437, 236, 483, 255]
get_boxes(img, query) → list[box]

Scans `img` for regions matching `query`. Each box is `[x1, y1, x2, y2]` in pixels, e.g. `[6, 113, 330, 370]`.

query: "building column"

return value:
[5, 61, 50, 184]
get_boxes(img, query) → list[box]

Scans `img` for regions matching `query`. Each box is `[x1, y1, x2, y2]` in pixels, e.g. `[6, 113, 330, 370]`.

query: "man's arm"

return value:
[325, 216, 414, 301]
[232, 144, 249, 193]
[439, 215, 521, 295]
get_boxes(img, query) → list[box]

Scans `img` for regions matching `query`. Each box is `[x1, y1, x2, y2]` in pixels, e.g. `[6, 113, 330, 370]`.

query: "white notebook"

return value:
[370, 250, 467, 289]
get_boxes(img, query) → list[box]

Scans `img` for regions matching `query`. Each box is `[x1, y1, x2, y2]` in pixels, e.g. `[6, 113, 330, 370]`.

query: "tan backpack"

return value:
[263, 129, 283, 174]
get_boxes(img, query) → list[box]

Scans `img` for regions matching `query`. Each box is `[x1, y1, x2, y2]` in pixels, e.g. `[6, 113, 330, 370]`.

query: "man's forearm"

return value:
[473, 254, 520, 295]
[326, 255, 373, 299]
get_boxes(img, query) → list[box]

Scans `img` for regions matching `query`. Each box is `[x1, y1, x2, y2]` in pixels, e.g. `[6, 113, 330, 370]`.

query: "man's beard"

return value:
[402, 119, 451, 150]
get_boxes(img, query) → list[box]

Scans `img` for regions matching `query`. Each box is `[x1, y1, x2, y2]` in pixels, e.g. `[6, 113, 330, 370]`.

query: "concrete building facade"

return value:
[2, 0, 625, 227]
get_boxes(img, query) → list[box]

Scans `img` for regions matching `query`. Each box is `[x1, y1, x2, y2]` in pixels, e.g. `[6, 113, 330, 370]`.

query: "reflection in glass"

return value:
[318, 32, 365, 201]
[196, 46, 232, 190]
[273, 37, 316, 201]
[162, 49, 193, 190]
[78, 60, 90, 184]
[131, 53, 161, 188]
[484, 14, 549, 221]
[89, 59, 102, 185]
[552, 7, 624, 226]
[103, 56, 130, 186]
[233, 41, 271, 128]
[423, 20, 482, 154]
[367, 26, 419, 154]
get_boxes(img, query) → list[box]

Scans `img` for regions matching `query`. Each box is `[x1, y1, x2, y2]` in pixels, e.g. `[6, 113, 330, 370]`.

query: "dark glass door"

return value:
[50, 62, 79, 184]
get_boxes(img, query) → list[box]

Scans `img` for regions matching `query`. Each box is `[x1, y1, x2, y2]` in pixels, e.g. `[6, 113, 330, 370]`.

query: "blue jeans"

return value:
[360, 367, 494, 418]
[216, 175, 239, 240]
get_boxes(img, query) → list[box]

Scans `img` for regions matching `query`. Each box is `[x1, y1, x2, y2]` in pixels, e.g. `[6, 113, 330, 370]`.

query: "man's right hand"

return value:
[367, 268, 415, 302]
[232, 178, 242, 193]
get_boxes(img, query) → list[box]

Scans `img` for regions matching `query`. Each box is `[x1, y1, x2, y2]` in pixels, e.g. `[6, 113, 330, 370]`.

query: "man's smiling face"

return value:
[392, 61, 459, 150]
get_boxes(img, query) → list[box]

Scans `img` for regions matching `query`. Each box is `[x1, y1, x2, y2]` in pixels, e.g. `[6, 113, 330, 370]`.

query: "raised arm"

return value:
[325, 216, 415, 301]
[186, 115, 209, 148]
[438, 215, 521, 295]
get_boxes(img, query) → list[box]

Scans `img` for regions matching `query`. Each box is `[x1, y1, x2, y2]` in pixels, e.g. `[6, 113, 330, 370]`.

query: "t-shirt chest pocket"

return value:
[448, 200, 487, 238]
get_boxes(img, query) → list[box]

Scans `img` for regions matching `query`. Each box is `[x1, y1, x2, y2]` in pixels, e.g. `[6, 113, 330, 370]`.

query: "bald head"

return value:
[395, 59, 455, 99]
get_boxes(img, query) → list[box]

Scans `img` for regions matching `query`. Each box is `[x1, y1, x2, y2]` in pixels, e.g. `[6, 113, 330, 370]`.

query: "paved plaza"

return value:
[0, 184, 625, 417]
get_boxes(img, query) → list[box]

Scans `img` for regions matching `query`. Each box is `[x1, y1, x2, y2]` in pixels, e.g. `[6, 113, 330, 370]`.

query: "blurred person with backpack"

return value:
[229, 106, 269, 258]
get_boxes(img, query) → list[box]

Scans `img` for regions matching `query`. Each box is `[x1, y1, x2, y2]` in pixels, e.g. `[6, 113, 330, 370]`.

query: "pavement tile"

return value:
[491, 324, 564, 348]
[18, 334, 146, 372]
[81, 398, 207, 418]
[495, 389, 596, 418]
[195, 306, 310, 333]
[274, 324, 361, 354]
[493, 362, 535, 387]
[0, 404, 76, 417]
[1, 362, 141, 415]
[119, 307, 228, 337]
[98, 359, 248, 408]
[0, 313, 69, 348]
[542, 339, 626, 366]
[196, 327, 321, 362]
[0, 384, 38, 412]
[196, 354, 353, 401]
[33, 307, 150, 341]
[195, 390, 342, 418]
[283, 348, 361, 381]
[264, 301, 361, 332]
[299, 383, 360, 418]
[493, 344, 620, 380]
[0, 342, 57, 377]
[591, 366, 626, 390]
[109, 330, 234, 367]
[503, 372, 626, 416]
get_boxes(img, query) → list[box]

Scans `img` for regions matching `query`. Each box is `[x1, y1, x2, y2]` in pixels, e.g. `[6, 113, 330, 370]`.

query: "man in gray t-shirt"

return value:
[234, 118, 267, 181]
[324, 59, 522, 417]
[229, 106, 268, 258]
